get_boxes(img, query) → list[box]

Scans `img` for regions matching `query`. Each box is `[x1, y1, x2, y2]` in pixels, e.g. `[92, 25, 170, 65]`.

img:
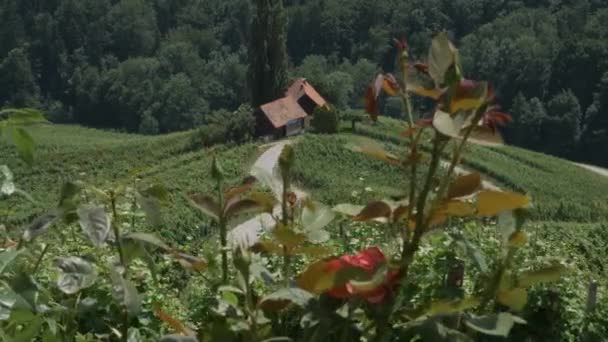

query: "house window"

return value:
[285, 119, 303, 136]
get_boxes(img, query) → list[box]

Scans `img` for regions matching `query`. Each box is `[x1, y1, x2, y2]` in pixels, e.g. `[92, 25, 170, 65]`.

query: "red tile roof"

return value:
[286, 78, 327, 107]
[259, 96, 308, 128]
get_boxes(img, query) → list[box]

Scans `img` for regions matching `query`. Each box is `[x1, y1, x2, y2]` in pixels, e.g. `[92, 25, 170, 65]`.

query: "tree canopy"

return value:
[0, 0, 607, 165]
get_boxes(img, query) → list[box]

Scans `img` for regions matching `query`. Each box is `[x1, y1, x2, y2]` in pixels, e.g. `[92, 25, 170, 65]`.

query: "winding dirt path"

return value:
[574, 163, 608, 178]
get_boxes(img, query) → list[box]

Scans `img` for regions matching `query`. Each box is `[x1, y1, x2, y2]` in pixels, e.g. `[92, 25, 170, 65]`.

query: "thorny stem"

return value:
[217, 179, 228, 284]
[110, 192, 130, 342]
[110, 193, 126, 272]
[408, 134, 446, 258]
[424, 106, 486, 227]
[483, 246, 516, 309]
[32, 243, 50, 275]
[245, 269, 258, 342]
[281, 170, 291, 286]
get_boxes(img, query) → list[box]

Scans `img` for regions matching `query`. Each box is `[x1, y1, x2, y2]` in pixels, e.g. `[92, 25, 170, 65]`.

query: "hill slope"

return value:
[3, 123, 608, 234]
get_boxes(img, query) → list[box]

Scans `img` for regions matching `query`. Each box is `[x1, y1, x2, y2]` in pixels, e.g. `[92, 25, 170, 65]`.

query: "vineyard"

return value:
[0, 87, 608, 341]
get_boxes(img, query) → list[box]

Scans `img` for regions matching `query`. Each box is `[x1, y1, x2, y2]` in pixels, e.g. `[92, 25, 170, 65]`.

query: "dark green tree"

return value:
[543, 90, 582, 156]
[249, 0, 288, 107]
[311, 106, 339, 134]
[0, 47, 39, 107]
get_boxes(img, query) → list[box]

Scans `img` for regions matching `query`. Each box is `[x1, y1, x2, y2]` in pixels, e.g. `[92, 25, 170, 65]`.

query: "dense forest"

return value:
[1, 0, 608, 165]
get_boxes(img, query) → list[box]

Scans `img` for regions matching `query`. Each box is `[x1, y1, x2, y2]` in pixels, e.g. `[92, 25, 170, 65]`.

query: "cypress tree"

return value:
[249, 0, 289, 108]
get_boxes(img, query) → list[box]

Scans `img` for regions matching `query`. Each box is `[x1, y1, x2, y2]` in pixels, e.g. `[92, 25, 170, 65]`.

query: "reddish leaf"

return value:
[354, 201, 392, 222]
[224, 176, 257, 201]
[448, 173, 482, 199]
[392, 205, 410, 223]
[405, 63, 443, 100]
[382, 74, 400, 96]
[296, 260, 336, 294]
[224, 191, 276, 218]
[155, 308, 197, 337]
[171, 251, 207, 272]
[364, 85, 380, 120]
[187, 193, 221, 220]
[448, 80, 488, 113]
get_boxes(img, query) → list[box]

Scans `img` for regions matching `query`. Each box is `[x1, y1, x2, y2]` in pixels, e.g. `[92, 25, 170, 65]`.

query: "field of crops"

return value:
[350, 117, 608, 222]
[0, 124, 260, 242]
[5, 123, 608, 235]
[2, 123, 608, 340]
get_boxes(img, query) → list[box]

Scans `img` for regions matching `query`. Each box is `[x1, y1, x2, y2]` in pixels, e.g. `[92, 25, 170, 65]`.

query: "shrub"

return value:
[311, 105, 339, 134]
[193, 104, 255, 147]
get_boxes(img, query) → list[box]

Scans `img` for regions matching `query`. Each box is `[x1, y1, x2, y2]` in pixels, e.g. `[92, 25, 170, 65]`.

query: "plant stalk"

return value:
[110, 193, 126, 273]
[110, 192, 130, 342]
[32, 243, 50, 275]
[217, 179, 228, 284]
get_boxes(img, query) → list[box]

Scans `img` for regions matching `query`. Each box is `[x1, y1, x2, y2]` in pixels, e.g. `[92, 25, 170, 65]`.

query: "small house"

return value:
[255, 79, 328, 138]
[285, 78, 327, 115]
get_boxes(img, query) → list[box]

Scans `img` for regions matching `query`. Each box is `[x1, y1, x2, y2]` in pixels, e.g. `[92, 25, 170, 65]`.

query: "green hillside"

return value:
[351, 117, 608, 222]
[4, 123, 608, 237]
[2, 123, 608, 339]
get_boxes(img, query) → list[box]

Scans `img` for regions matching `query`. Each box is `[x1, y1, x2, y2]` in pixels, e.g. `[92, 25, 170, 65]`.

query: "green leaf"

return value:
[259, 288, 314, 312]
[348, 265, 387, 294]
[55, 257, 97, 295]
[9, 127, 35, 165]
[432, 110, 462, 138]
[0, 250, 26, 275]
[141, 183, 169, 202]
[0, 165, 15, 196]
[127, 328, 141, 342]
[428, 32, 459, 86]
[58, 181, 81, 209]
[160, 336, 198, 342]
[12, 315, 43, 342]
[109, 266, 141, 317]
[122, 232, 169, 251]
[1, 108, 47, 125]
[333, 203, 364, 217]
[187, 193, 220, 221]
[518, 265, 567, 288]
[273, 227, 307, 250]
[464, 313, 526, 337]
[301, 201, 335, 233]
[77, 206, 111, 247]
[426, 297, 481, 317]
[22, 210, 60, 242]
[305, 229, 331, 244]
[121, 240, 158, 282]
[137, 194, 163, 226]
[451, 232, 488, 273]
[497, 288, 528, 311]
[211, 156, 224, 181]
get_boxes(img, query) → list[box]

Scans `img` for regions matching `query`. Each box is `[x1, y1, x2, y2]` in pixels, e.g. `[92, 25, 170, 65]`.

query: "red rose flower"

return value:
[324, 247, 401, 304]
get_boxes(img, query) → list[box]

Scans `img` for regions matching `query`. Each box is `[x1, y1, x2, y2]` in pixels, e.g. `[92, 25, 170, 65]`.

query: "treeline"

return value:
[1, 0, 608, 165]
